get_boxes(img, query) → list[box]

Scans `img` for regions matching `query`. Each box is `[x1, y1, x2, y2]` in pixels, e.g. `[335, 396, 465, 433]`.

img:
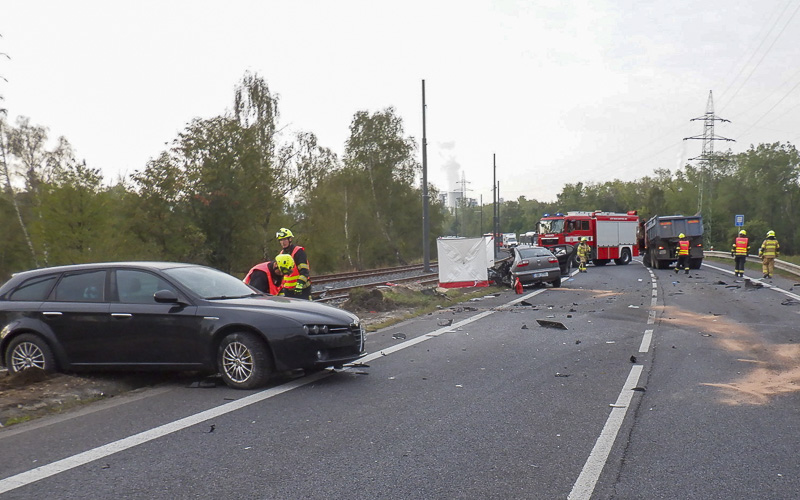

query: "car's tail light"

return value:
[548, 257, 558, 264]
[517, 260, 530, 267]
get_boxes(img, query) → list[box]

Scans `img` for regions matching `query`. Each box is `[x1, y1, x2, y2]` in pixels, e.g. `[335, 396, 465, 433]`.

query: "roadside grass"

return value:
[347, 285, 505, 331]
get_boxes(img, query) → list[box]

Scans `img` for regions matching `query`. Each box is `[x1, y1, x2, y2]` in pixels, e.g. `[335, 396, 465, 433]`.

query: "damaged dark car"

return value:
[0, 262, 366, 389]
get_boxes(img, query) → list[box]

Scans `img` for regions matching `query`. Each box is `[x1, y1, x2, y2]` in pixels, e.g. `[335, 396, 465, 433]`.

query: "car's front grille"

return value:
[317, 323, 365, 351]
[350, 322, 365, 351]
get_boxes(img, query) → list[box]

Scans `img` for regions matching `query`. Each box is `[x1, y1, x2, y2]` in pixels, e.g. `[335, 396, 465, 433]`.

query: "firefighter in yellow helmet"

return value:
[731, 229, 750, 278]
[576, 237, 591, 272]
[276, 228, 312, 300]
[244, 254, 295, 296]
[759, 230, 780, 279]
[675, 233, 690, 274]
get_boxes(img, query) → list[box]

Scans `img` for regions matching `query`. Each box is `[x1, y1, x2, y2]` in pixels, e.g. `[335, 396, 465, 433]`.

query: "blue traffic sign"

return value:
[735, 214, 744, 226]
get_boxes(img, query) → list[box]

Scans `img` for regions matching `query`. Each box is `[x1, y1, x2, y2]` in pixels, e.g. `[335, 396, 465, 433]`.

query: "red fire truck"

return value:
[536, 211, 640, 266]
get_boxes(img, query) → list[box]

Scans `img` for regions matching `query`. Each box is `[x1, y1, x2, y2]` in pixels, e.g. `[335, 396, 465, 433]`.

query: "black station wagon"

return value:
[0, 262, 366, 389]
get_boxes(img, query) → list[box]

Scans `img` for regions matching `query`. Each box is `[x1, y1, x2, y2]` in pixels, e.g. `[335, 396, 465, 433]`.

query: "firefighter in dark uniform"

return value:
[675, 233, 690, 274]
[731, 229, 750, 278]
[243, 254, 295, 295]
[759, 230, 780, 279]
[276, 227, 312, 300]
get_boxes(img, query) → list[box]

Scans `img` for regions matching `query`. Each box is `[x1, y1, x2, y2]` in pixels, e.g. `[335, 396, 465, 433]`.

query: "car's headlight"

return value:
[303, 324, 330, 335]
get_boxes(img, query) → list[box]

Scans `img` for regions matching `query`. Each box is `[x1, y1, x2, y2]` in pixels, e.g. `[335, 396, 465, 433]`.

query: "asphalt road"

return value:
[1, 258, 799, 499]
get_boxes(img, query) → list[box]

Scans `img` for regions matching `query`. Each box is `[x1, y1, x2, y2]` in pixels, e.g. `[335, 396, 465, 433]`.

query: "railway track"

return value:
[312, 263, 439, 302]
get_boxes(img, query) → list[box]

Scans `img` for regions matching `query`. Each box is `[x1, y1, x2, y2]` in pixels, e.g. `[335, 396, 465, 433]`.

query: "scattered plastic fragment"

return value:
[536, 319, 568, 330]
[392, 332, 407, 340]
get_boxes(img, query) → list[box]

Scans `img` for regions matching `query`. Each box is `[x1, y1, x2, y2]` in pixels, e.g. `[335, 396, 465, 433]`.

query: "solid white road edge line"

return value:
[567, 365, 644, 500]
[702, 262, 800, 300]
[0, 286, 553, 494]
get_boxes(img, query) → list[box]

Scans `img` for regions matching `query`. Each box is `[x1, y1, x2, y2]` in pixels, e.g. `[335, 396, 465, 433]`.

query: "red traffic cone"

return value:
[514, 277, 523, 294]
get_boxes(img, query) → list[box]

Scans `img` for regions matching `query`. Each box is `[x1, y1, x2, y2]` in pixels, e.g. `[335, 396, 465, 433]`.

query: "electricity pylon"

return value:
[683, 90, 734, 241]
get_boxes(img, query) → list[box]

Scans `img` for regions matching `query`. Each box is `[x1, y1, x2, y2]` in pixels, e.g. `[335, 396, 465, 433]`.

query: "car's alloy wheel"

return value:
[7, 334, 55, 373]
[218, 332, 272, 389]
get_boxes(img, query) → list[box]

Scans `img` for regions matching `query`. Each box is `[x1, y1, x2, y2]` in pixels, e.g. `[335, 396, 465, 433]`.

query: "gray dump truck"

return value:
[640, 214, 704, 269]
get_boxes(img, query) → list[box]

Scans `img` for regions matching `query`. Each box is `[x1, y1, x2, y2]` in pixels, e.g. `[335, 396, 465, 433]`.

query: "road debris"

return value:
[392, 332, 407, 340]
[744, 279, 763, 289]
[535, 319, 568, 330]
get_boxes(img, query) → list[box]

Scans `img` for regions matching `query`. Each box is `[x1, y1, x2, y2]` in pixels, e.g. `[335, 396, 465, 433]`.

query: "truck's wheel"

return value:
[650, 252, 662, 269]
[614, 248, 632, 265]
[643, 250, 652, 268]
[689, 258, 703, 269]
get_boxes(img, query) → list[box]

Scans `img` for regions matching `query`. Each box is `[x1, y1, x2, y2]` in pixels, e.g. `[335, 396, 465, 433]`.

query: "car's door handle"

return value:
[42, 311, 63, 317]
[111, 313, 133, 318]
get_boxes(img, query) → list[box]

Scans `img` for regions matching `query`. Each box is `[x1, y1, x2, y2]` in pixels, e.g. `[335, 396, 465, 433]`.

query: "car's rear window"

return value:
[8, 275, 59, 301]
[518, 248, 553, 259]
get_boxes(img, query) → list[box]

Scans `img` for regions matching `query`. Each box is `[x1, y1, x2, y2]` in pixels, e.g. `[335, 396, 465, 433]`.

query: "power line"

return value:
[720, 0, 800, 113]
[719, 0, 796, 111]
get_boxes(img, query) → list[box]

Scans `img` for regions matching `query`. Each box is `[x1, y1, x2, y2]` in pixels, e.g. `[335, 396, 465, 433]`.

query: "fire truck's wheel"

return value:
[614, 248, 632, 265]
[592, 259, 609, 266]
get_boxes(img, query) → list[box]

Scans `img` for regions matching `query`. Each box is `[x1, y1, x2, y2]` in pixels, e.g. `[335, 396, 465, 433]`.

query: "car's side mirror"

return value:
[154, 289, 180, 303]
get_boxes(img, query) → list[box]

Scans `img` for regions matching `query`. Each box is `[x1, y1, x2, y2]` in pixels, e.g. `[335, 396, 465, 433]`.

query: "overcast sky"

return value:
[2, 0, 800, 204]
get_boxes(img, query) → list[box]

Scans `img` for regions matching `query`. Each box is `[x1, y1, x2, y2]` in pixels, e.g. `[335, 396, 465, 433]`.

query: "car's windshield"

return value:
[538, 219, 564, 234]
[164, 266, 257, 299]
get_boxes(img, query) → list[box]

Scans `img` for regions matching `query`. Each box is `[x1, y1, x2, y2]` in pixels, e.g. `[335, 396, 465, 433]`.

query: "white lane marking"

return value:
[0, 269, 628, 495]
[568, 365, 644, 500]
[0, 387, 175, 440]
[0, 370, 331, 494]
[0, 287, 527, 493]
[647, 310, 656, 325]
[702, 262, 800, 301]
[639, 330, 653, 353]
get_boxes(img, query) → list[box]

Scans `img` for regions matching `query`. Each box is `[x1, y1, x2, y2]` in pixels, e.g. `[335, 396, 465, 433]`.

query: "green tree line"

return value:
[2, 72, 797, 281]
[0, 73, 447, 280]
